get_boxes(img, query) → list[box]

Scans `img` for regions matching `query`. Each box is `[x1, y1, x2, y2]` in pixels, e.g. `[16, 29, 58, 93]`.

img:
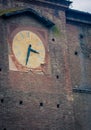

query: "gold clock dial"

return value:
[12, 30, 45, 69]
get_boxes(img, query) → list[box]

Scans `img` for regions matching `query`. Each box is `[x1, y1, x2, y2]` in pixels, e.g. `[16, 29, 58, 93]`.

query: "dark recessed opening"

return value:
[1, 99, 4, 103]
[40, 102, 43, 107]
[57, 104, 60, 108]
[52, 38, 55, 42]
[19, 101, 23, 105]
[56, 75, 59, 79]
[3, 128, 7, 130]
[0, 68, 2, 71]
[79, 34, 84, 39]
[74, 51, 78, 55]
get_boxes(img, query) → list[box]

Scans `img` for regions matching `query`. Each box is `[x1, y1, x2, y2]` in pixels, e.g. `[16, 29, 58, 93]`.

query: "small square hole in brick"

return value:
[56, 75, 59, 79]
[80, 34, 84, 39]
[19, 101, 23, 105]
[74, 51, 78, 55]
[87, 55, 90, 58]
[52, 38, 55, 42]
[3, 128, 7, 130]
[40, 102, 43, 107]
[1, 99, 4, 103]
[57, 104, 60, 108]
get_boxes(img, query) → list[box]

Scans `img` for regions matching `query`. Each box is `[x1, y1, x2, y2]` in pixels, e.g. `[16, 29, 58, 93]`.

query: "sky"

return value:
[70, 0, 91, 13]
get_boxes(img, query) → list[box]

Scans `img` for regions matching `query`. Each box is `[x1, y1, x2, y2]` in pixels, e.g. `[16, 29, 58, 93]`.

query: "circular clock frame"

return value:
[8, 26, 48, 72]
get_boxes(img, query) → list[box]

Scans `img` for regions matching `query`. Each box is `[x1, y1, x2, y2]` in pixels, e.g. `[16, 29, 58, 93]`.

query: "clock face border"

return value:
[8, 26, 49, 73]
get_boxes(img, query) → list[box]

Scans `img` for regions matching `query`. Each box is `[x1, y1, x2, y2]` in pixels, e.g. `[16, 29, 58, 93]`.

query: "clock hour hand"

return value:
[26, 44, 31, 65]
[26, 44, 39, 65]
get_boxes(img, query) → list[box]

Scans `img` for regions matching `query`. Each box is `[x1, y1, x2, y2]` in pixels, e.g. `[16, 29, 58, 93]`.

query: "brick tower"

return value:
[0, 0, 91, 130]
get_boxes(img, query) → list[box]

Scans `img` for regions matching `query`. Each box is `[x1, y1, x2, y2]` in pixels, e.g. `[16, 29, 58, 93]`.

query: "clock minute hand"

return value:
[31, 48, 39, 54]
[26, 45, 31, 65]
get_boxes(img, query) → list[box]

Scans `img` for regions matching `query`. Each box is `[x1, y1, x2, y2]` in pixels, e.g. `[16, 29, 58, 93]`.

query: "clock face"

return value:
[8, 28, 47, 72]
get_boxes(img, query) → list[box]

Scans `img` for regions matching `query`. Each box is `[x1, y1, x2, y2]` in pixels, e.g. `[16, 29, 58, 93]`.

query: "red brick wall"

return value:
[66, 22, 91, 130]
